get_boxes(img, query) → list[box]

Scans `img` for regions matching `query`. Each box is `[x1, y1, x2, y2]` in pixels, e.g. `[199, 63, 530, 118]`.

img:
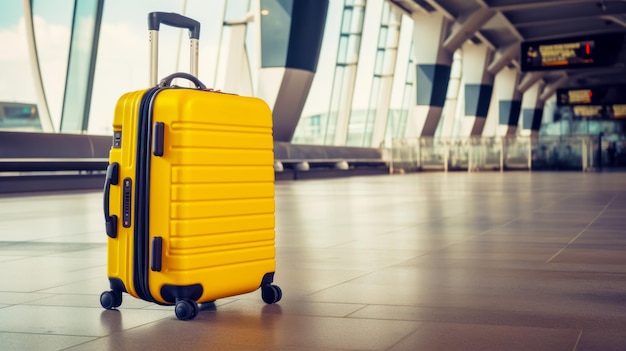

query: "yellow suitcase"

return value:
[100, 12, 281, 320]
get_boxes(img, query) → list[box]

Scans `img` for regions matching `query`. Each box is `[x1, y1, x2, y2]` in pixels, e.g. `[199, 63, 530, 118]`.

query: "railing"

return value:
[2, 131, 618, 194]
[390, 136, 605, 173]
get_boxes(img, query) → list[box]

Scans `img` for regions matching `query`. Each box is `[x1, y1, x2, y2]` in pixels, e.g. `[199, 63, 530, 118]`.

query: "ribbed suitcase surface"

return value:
[148, 89, 276, 303]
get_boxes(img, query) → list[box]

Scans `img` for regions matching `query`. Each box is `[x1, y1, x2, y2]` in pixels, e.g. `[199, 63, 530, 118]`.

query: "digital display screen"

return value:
[572, 105, 603, 118]
[557, 85, 626, 107]
[558, 89, 593, 105]
[521, 33, 625, 72]
[571, 105, 626, 119]
[613, 105, 626, 119]
[525, 41, 594, 68]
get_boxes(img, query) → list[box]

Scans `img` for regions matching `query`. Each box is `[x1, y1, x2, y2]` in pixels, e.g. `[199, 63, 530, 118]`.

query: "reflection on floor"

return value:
[1, 172, 626, 350]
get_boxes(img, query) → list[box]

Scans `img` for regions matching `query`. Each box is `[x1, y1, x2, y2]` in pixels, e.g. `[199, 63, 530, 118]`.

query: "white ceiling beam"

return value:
[488, 0, 597, 12]
[387, 0, 429, 15]
[422, 0, 454, 20]
[487, 42, 520, 74]
[518, 71, 545, 93]
[443, 7, 497, 52]
[602, 15, 626, 27]
[539, 74, 569, 101]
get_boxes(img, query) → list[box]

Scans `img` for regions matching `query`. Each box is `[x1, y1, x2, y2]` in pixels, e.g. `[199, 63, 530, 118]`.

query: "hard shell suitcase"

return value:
[100, 12, 281, 320]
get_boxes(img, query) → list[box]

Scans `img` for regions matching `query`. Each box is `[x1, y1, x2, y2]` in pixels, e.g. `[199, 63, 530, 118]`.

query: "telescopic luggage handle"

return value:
[148, 12, 200, 39]
[148, 12, 201, 86]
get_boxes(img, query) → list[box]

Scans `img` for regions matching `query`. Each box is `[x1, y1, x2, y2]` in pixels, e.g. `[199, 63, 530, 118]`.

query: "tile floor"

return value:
[1, 172, 626, 350]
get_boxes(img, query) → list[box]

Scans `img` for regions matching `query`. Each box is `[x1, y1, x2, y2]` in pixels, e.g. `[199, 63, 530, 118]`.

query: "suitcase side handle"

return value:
[148, 12, 200, 39]
[158, 72, 207, 89]
[103, 162, 119, 238]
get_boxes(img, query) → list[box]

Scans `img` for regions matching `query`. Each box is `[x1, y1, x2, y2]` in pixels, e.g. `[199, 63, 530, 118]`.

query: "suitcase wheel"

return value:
[261, 284, 282, 304]
[175, 299, 199, 320]
[100, 290, 122, 310]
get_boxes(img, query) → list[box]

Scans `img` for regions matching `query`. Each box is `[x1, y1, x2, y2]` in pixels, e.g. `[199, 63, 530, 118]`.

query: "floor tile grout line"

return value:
[384, 323, 425, 351]
[546, 194, 618, 263]
[572, 329, 583, 351]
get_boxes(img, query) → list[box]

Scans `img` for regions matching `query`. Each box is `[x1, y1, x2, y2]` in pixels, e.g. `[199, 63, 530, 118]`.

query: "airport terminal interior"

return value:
[2, 0, 626, 350]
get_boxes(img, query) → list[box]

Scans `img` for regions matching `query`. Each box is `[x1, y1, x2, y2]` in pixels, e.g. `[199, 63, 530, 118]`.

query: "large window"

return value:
[0, 1, 41, 131]
[88, 0, 226, 134]
[32, 0, 73, 131]
[0, 0, 229, 134]
[259, 0, 293, 68]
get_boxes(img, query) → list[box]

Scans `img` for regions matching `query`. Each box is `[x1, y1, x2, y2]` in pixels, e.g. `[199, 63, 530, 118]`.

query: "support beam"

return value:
[487, 42, 520, 75]
[520, 80, 545, 136]
[443, 7, 496, 52]
[539, 74, 569, 102]
[517, 72, 545, 93]
[406, 11, 453, 137]
[487, 0, 596, 11]
[461, 42, 495, 137]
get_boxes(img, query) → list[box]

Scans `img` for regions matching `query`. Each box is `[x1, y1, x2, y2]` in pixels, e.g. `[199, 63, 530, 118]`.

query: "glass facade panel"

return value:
[259, 0, 293, 68]
[382, 49, 396, 75]
[32, 0, 73, 130]
[0, 1, 41, 131]
[337, 35, 349, 63]
[361, 77, 381, 145]
[89, 0, 223, 133]
[350, 7, 365, 32]
[60, 0, 103, 132]
[378, 27, 387, 48]
[386, 25, 400, 46]
[374, 49, 384, 75]
[341, 9, 353, 34]
[346, 35, 361, 64]
[3, 0, 582, 147]
[349, 1, 401, 147]
[398, 42, 415, 137]
[324, 65, 347, 144]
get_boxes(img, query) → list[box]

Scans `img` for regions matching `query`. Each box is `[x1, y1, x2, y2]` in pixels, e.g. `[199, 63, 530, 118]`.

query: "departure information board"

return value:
[558, 89, 593, 105]
[571, 105, 626, 119]
[557, 85, 626, 106]
[526, 41, 593, 68]
[521, 33, 624, 72]
[557, 85, 626, 119]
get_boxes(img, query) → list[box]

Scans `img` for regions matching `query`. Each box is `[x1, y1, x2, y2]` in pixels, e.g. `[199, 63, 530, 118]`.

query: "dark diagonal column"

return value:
[256, 0, 329, 142]
[520, 80, 545, 136]
[494, 67, 522, 136]
[461, 42, 494, 136]
[406, 11, 452, 137]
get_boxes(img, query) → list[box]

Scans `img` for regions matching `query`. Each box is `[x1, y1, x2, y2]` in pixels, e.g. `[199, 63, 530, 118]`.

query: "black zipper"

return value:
[133, 87, 161, 302]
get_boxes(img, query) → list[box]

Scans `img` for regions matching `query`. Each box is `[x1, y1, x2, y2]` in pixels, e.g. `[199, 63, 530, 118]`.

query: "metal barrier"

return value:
[390, 136, 600, 173]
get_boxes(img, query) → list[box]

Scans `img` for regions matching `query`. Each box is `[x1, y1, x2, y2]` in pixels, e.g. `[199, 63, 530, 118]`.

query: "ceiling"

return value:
[389, 0, 626, 99]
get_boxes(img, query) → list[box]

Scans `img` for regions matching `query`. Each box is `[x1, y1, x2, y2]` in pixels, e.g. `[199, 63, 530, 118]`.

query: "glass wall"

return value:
[4, 0, 605, 150]
[32, 0, 74, 131]
[0, 1, 42, 131]
[0, 0, 229, 134]
[259, 0, 292, 68]
[323, 0, 367, 145]
[60, 0, 104, 132]
[87, 0, 226, 133]
[346, 1, 402, 147]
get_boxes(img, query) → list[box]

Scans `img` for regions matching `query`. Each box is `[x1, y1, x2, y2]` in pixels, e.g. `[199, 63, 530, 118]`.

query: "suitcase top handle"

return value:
[148, 12, 200, 39]
[159, 72, 207, 90]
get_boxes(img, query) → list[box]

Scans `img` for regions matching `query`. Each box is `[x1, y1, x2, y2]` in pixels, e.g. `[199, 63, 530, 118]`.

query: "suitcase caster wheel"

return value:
[261, 284, 282, 304]
[175, 299, 198, 320]
[100, 290, 122, 309]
